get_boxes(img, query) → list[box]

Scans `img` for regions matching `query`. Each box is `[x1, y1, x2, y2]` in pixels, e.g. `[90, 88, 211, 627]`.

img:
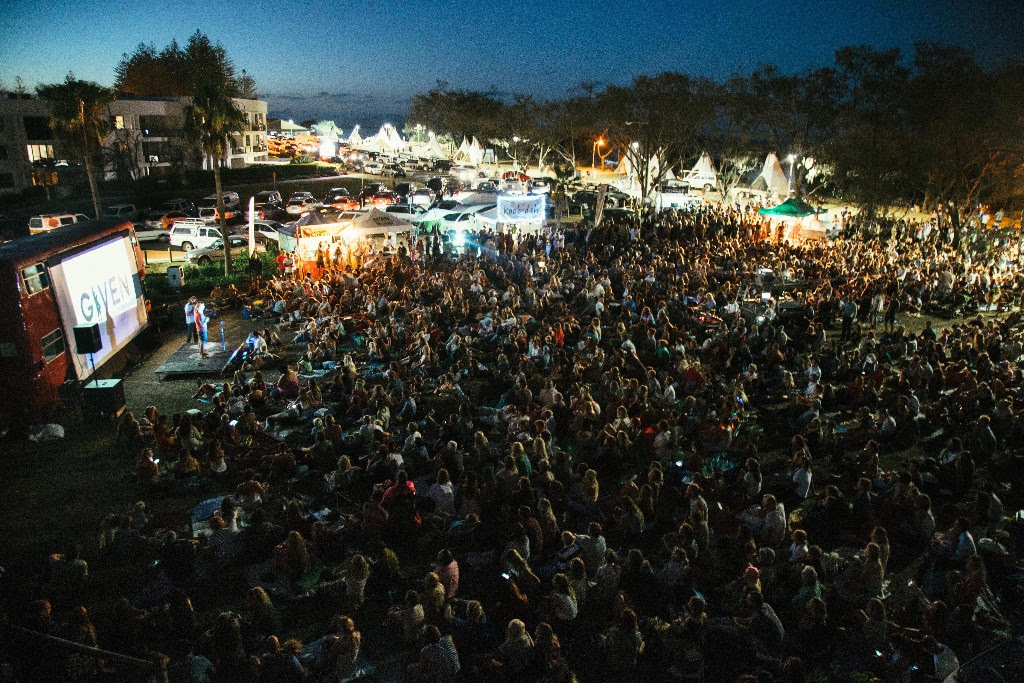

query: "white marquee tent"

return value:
[347, 208, 415, 243]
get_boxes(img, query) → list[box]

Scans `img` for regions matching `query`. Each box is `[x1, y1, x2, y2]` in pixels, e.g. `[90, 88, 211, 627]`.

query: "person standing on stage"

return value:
[185, 297, 198, 343]
[194, 302, 210, 358]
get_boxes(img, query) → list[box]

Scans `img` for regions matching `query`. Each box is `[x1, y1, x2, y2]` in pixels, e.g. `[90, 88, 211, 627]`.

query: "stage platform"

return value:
[155, 342, 235, 378]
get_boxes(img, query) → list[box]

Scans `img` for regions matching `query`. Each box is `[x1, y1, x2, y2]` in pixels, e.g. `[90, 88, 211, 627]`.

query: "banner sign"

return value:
[248, 197, 256, 256]
[594, 184, 608, 226]
[497, 194, 545, 223]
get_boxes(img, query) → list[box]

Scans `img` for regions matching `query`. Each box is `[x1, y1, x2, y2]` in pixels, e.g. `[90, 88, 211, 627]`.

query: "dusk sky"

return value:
[2, 0, 1022, 128]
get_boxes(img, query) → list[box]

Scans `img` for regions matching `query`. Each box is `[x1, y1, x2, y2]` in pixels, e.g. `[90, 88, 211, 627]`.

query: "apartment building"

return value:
[0, 94, 269, 195]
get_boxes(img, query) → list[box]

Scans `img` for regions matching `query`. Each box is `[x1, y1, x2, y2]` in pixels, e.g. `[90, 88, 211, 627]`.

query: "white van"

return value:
[28, 213, 91, 234]
[169, 219, 224, 251]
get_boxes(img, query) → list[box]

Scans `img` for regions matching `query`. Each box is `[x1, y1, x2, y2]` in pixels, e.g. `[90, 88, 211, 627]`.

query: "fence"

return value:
[1, 623, 163, 682]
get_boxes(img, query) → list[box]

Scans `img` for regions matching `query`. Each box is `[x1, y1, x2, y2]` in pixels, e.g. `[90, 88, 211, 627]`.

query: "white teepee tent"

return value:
[753, 153, 789, 195]
[468, 137, 484, 166]
[692, 151, 717, 176]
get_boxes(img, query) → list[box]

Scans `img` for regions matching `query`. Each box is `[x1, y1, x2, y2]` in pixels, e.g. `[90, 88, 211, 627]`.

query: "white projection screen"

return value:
[48, 235, 148, 378]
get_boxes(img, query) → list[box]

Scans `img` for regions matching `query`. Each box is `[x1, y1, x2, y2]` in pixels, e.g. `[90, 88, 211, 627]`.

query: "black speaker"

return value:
[83, 378, 125, 417]
[73, 324, 102, 354]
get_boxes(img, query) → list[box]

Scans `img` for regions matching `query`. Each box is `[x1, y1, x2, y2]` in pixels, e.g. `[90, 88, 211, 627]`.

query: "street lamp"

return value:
[786, 153, 796, 194]
[592, 137, 604, 175]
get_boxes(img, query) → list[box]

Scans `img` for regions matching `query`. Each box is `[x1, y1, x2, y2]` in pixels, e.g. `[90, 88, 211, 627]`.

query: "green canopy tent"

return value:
[758, 197, 820, 217]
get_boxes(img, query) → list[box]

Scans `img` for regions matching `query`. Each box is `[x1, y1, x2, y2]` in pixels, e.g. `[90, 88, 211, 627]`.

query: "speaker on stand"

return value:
[72, 324, 125, 418]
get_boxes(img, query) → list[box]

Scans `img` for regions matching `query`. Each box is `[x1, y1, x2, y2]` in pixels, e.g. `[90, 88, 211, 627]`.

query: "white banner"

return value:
[497, 194, 545, 223]
[248, 196, 256, 256]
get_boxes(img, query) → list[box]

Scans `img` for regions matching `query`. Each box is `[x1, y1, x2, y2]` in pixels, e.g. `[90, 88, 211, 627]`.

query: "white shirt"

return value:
[793, 468, 812, 498]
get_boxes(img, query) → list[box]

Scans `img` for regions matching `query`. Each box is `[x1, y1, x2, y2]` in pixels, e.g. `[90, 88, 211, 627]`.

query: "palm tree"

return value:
[184, 78, 246, 275]
[36, 76, 115, 220]
[551, 163, 580, 227]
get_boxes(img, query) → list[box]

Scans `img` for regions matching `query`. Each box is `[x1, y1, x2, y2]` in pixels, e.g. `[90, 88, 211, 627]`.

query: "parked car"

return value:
[367, 191, 397, 206]
[410, 188, 435, 206]
[103, 204, 138, 220]
[285, 197, 318, 215]
[383, 204, 426, 222]
[184, 235, 265, 265]
[393, 182, 416, 199]
[382, 163, 407, 178]
[414, 204, 492, 234]
[451, 165, 484, 181]
[358, 183, 388, 200]
[530, 178, 554, 194]
[228, 220, 287, 246]
[169, 219, 222, 251]
[137, 210, 190, 241]
[502, 171, 530, 182]
[676, 168, 719, 192]
[325, 188, 359, 210]
[28, 213, 91, 234]
[362, 161, 383, 175]
[251, 190, 283, 215]
[160, 198, 196, 214]
[198, 206, 239, 224]
[199, 191, 241, 209]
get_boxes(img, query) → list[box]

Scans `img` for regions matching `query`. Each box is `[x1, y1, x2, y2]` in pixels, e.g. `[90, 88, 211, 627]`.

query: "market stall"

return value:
[758, 197, 824, 241]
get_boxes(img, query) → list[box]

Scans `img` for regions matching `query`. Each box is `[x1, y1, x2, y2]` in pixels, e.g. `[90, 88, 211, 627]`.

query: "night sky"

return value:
[2, 0, 1022, 128]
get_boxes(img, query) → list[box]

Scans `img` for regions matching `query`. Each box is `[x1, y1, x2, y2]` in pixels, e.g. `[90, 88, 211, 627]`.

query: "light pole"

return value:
[592, 137, 604, 177]
[786, 153, 796, 195]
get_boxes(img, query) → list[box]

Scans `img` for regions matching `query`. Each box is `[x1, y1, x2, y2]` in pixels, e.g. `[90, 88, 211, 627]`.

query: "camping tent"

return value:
[757, 197, 819, 217]
[751, 153, 789, 195]
[692, 152, 717, 176]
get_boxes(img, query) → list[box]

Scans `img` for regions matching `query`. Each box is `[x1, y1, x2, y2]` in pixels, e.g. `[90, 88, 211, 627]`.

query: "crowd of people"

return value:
[5, 202, 1024, 682]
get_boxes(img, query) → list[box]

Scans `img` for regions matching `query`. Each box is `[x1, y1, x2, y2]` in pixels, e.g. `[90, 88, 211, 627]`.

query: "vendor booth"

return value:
[346, 208, 416, 247]
[758, 197, 824, 241]
[473, 194, 549, 238]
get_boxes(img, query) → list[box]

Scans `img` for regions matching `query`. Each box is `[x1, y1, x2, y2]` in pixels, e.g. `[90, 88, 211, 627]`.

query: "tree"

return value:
[596, 73, 712, 203]
[904, 43, 1023, 237]
[36, 75, 115, 219]
[825, 46, 912, 216]
[184, 78, 246, 275]
[115, 32, 250, 98]
[236, 70, 259, 99]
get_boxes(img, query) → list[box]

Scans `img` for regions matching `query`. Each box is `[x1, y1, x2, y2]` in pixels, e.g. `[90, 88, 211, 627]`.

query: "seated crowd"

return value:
[7, 202, 1024, 682]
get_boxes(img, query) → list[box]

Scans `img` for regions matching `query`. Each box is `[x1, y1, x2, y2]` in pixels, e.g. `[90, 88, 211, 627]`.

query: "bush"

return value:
[142, 249, 279, 302]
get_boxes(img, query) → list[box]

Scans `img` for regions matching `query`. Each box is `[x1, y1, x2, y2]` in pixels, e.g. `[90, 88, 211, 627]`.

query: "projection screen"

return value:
[48, 235, 147, 379]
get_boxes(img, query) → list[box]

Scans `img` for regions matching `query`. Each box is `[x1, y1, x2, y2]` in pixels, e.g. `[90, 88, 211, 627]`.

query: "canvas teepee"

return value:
[752, 153, 789, 195]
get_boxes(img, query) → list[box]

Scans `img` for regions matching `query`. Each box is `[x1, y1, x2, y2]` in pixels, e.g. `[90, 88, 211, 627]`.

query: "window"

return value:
[23, 116, 52, 139]
[41, 329, 65, 363]
[21, 263, 49, 294]
[113, 115, 125, 130]
[0, 172, 13, 189]
[26, 144, 54, 163]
